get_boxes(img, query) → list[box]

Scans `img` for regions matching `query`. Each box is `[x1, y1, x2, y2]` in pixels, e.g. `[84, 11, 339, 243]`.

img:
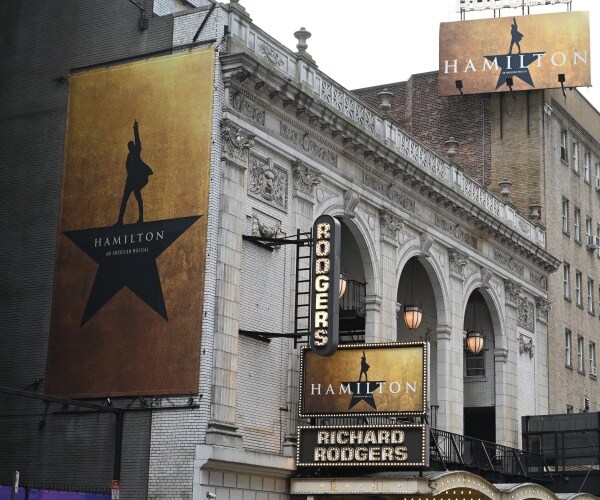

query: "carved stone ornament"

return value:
[252, 214, 283, 240]
[448, 249, 469, 278]
[248, 155, 288, 211]
[344, 190, 360, 218]
[230, 91, 265, 126]
[221, 119, 254, 165]
[291, 160, 321, 198]
[517, 297, 535, 332]
[379, 210, 403, 242]
[420, 233, 434, 256]
[519, 334, 535, 358]
[535, 297, 551, 322]
[480, 267, 492, 289]
[504, 280, 522, 305]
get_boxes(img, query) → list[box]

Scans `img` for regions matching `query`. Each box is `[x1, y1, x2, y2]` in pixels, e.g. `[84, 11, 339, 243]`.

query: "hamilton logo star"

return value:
[65, 216, 200, 326]
[341, 350, 385, 410]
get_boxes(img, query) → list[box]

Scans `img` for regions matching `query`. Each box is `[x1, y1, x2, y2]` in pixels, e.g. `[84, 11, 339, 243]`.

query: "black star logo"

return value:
[64, 216, 200, 326]
[342, 381, 384, 410]
[485, 52, 545, 89]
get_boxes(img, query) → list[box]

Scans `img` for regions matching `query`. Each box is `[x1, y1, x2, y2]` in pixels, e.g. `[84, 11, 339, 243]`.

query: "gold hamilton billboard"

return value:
[46, 49, 214, 398]
[300, 343, 428, 417]
[439, 11, 591, 96]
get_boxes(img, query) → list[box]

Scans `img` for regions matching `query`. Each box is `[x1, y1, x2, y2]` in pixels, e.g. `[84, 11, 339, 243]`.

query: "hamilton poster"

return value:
[299, 343, 428, 417]
[46, 49, 214, 398]
[439, 11, 591, 96]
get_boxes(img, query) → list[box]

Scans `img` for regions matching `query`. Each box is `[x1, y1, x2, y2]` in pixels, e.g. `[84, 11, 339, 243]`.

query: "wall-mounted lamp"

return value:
[558, 73, 566, 98]
[403, 258, 423, 331]
[455, 79, 464, 96]
[465, 294, 484, 354]
[466, 331, 484, 354]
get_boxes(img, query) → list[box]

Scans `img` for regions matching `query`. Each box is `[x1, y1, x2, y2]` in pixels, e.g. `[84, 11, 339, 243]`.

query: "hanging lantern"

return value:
[339, 274, 347, 298]
[466, 331, 484, 354]
[403, 304, 423, 331]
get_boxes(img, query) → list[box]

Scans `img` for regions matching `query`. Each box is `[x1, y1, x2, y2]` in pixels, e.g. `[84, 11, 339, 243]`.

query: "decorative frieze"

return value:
[493, 250, 525, 277]
[280, 122, 337, 167]
[230, 91, 265, 126]
[448, 249, 469, 279]
[259, 41, 286, 68]
[517, 297, 535, 332]
[434, 215, 477, 248]
[292, 160, 321, 199]
[364, 173, 416, 213]
[528, 271, 547, 291]
[248, 154, 288, 211]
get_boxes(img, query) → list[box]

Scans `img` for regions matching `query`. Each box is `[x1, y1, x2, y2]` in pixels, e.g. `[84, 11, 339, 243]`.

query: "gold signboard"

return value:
[439, 11, 591, 96]
[299, 343, 428, 417]
[46, 49, 214, 397]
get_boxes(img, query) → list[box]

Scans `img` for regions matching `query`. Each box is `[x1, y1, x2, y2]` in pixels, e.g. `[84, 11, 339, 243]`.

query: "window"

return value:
[584, 150, 591, 183]
[576, 271, 583, 307]
[563, 262, 570, 300]
[567, 405, 574, 414]
[561, 129, 568, 162]
[574, 208, 581, 243]
[466, 349, 485, 377]
[562, 198, 569, 234]
[565, 329, 572, 367]
[588, 278, 595, 313]
[586, 216, 593, 246]
[578, 336, 585, 372]
[597, 224, 600, 257]
[590, 342, 597, 377]
[572, 140, 579, 172]
[596, 162, 600, 190]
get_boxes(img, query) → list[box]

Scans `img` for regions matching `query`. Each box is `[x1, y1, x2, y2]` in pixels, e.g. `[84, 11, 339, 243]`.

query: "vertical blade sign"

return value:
[310, 215, 340, 356]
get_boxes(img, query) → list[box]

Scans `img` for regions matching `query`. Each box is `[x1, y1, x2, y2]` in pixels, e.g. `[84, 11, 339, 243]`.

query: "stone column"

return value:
[377, 209, 403, 343]
[495, 279, 521, 447]
[205, 121, 252, 447]
[437, 248, 469, 434]
[282, 161, 321, 457]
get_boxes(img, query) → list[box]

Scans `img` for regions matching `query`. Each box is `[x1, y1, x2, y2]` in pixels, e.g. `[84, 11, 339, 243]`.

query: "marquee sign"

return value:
[300, 343, 428, 417]
[309, 214, 341, 357]
[297, 424, 429, 468]
[439, 11, 591, 96]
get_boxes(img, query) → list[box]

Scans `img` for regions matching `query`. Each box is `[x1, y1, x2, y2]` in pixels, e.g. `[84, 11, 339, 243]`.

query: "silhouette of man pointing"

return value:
[116, 120, 153, 225]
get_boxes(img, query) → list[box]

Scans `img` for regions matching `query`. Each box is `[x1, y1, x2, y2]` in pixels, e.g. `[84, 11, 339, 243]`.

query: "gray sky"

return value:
[238, 0, 599, 111]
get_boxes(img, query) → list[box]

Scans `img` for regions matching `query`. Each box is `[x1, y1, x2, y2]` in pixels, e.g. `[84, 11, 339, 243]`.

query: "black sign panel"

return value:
[309, 215, 340, 356]
[297, 424, 429, 467]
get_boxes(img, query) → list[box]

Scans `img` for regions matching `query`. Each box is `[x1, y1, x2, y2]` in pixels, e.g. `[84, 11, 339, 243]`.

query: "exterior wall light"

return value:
[339, 274, 347, 299]
[466, 331, 484, 354]
[403, 304, 423, 331]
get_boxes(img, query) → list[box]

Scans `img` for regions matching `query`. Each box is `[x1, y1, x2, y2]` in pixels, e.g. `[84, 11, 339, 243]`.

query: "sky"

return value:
[237, 0, 599, 111]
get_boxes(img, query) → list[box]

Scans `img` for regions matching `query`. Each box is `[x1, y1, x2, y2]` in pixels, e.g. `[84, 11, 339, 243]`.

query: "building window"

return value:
[576, 271, 583, 307]
[597, 224, 600, 258]
[584, 150, 591, 183]
[563, 262, 570, 300]
[588, 278, 594, 314]
[586, 216, 593, 246]
[566, 329, 572, 367]
[590, 342, 597, 377]
[466, 349, 485, 377]
[562, 198, 569, 234]
[577, 336, 585, 372]
[572, 140, 579, 172]
[574, 208, 581, 243]
[596, 162, 600, 190]
[561, 129, 568, 162]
